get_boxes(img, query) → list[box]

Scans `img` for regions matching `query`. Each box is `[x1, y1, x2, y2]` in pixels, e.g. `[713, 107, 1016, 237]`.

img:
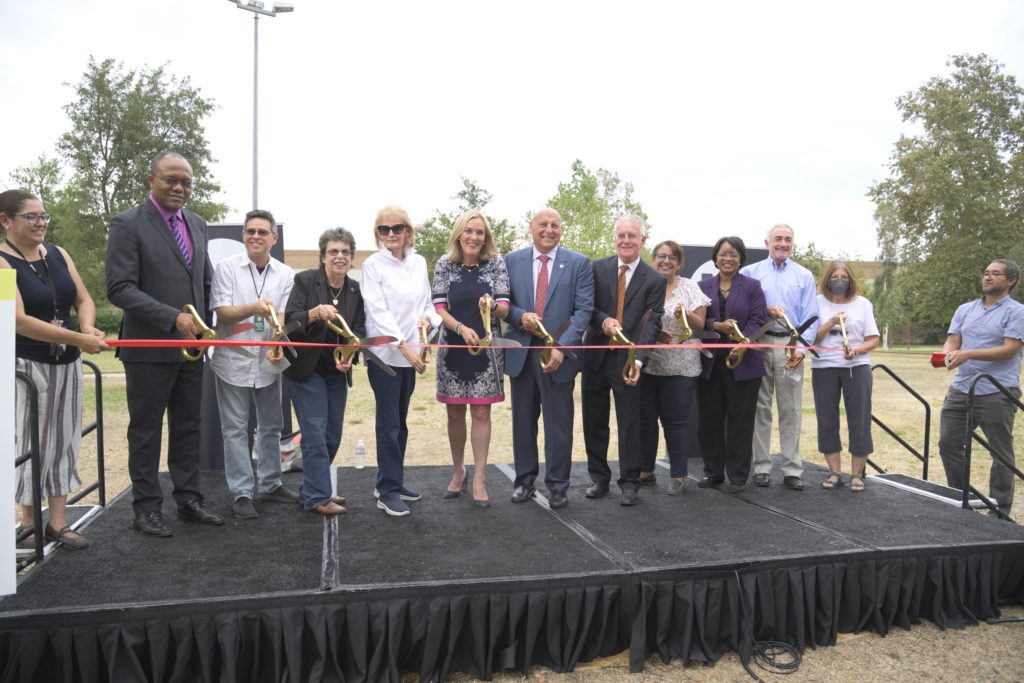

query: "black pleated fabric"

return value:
[2, 548, 1021, 682]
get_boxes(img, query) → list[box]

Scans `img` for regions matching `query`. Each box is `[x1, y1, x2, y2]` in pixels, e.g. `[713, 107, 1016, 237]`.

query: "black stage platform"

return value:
[2, 458, 1023, 682]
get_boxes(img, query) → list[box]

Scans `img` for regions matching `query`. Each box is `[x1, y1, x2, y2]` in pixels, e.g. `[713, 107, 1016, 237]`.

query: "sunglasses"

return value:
[377, 224, 407, 236]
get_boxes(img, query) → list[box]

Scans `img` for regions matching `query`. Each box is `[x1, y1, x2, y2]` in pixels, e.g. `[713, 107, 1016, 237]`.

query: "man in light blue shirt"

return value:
[740, 224, 819, 490]
[939, 259, 1024, 517]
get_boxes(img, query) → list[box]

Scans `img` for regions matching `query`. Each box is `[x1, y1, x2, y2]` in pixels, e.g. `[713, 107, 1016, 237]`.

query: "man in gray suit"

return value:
[107, 151, 224, 536]
[503, 208, 594, 508]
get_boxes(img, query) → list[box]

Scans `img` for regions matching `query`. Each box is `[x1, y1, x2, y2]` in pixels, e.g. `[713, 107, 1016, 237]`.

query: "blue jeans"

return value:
[214, 376, 283, 500]
[286, 372, 348, 510]
[368, 363, 416, 500]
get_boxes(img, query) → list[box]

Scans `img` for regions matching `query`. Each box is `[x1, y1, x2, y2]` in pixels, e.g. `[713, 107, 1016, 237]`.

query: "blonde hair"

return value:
[446, 210, 497, 264]
[373, 204, 415, 249]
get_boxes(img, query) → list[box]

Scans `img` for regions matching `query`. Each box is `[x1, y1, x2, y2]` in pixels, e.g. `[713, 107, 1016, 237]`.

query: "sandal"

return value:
[820, 472, 844, 490]
[850, 475, 865, 493]
[44, 523, 90, 550]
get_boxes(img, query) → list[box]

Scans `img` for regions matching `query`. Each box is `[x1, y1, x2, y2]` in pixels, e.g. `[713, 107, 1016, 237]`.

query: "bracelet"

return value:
[455, 322, 463, 335]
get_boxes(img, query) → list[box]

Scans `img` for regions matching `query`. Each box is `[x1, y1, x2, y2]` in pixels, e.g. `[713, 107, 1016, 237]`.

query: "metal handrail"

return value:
[869, 364, 931, 479]
[962, 373, 1024, 520]
[14, 360, 107, 568]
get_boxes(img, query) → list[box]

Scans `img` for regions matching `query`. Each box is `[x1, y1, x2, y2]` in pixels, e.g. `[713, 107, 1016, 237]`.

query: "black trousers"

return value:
[583, 352, 644, 488]
[639, 374, 698, 478]
[124, 360, 204, 514]
[697, 363, 761, 485]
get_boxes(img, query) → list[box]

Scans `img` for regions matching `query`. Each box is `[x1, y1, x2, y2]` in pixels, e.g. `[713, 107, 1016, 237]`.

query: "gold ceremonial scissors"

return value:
[724, 321, 752, 370]
[181, 304, 216, 361]
[838, 312, 850, 356]
[467, 297, 492, 356]
[327, 313, 397, 375]
[610, 326, 638, 382]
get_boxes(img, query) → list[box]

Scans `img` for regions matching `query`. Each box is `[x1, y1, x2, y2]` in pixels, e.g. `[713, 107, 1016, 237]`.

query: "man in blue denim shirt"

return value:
[939, 259, 1024, 517]
[741, 224, 819, 491]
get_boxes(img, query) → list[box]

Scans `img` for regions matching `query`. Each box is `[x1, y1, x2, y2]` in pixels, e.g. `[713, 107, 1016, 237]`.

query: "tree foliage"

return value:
[868, 53, 1024, 332]
[7, 57, 229, 306]
[417, 177, 520, 279]
[546, 160, 649, 259]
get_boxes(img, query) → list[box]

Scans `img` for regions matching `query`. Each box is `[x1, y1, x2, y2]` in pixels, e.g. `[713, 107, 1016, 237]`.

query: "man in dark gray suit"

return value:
[107, 151, 224, 536]
[583, 215, 663, 505]
[503, 208, 594, 509]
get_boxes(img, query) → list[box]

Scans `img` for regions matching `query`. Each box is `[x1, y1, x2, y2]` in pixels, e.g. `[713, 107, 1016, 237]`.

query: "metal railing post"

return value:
[962, 373, 1024, 518]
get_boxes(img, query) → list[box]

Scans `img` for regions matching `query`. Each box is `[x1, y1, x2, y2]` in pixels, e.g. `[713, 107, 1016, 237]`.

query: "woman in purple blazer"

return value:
[696, 236, 767, 491]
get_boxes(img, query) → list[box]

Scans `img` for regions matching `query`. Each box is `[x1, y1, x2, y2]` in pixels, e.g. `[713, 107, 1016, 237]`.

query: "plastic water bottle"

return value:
[354, 440, 366, 469]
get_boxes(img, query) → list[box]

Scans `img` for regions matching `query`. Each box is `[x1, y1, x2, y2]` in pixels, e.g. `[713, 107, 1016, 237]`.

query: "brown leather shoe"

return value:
[314, 501, 347, 515]
[45, 523, 90, 550]
[330, 495, 347, 505]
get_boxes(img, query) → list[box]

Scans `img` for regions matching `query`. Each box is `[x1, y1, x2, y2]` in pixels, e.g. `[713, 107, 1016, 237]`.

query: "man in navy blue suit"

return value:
[582, 215, 663, 505]
[503, 208, 594, 508]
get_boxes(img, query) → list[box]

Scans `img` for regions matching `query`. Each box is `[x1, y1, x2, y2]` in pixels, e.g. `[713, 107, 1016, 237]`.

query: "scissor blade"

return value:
[489, 337, 522, 349]
[691, 330, 720, 341]
[363, 348, 397, 376]
[793, 315, 820, 358]
[358, 335, 399, 346]
[749, 320, 779, 342]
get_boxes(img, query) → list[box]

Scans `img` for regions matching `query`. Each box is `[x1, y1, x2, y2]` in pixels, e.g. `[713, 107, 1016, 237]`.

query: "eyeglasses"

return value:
[159, 177, 193, 189]
[653, 253, 678, 262]
[614, 232, 642, 242]
[983, 271, 1007, 278]
[244, 228, 272, 237]
[377, 224, 407, 236]
[829, 276, 850, 282]
[16, 212, 52, 223]
[326, 248, 353, 258]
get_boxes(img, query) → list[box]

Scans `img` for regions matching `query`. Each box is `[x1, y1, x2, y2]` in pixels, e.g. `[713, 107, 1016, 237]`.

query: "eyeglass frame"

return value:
[158, 176, 194, 189]
[15, 212, 52, 224]
[325, 247, 353, 258]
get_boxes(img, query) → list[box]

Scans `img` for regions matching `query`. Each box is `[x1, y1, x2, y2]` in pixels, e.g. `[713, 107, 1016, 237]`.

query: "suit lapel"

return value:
[145, 203, 189, 271]
[544, 249, 566, 307]
[623, 261, 647, 309]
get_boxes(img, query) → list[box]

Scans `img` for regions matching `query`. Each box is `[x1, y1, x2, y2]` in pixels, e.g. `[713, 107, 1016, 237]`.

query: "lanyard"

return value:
[7, 241, 60, 319]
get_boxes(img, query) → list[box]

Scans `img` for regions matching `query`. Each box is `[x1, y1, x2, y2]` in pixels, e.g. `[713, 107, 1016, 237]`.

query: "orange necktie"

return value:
[616, 264, 628, 323]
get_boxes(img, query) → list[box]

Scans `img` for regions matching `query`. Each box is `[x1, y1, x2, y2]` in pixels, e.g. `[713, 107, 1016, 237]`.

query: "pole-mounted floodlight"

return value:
[226, 0, 294, 209]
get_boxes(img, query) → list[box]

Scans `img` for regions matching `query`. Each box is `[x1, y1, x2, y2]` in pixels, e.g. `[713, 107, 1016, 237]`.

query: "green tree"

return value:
[8, 57, 229, 306]
[418, 177, 520, 278]
[546, 160, 649, 259]
[868, 54, 1024, 331]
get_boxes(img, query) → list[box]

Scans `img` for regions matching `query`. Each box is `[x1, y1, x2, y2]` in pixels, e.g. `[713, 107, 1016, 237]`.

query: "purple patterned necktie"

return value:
[169, 214, 192, 270]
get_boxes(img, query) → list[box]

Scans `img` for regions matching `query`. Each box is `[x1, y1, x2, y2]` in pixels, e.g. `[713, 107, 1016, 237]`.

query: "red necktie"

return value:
[535, 254, 550, 318]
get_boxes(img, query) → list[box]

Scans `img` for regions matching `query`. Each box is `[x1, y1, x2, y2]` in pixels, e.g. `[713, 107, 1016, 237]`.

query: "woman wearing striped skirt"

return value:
[1, 190, 109, 550]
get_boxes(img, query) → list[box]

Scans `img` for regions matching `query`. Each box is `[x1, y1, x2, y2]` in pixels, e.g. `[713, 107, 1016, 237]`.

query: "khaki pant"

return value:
[751, 344, 804, 478]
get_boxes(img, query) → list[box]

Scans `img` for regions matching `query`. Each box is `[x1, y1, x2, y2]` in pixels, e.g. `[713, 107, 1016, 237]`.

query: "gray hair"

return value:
[244, 209, 277, 234]
[767, 223, 794, 239]
[318, 227, 356, 258]
[613, 214, 646, 237]
[992, 259, 1021, 292]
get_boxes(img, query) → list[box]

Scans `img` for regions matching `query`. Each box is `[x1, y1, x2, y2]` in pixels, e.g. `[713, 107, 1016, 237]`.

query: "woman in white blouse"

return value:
[812, 260, 880, 493]
[360, 205, 441, 516]
[638, 241, 710, 495]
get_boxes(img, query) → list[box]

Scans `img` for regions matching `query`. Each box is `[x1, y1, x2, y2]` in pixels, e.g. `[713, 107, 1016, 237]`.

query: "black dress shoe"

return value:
[177, 499, 225, 525]
[510, 484, 536, 504]
[585, 482, 609, 498]
[134, 511, 173, 537]
[696, 476, 724, 489]
[620, 487, 639, 506]
[783, 476, 804, 491]
[548, 491, 568, 508]
[638, 473, 657, 486]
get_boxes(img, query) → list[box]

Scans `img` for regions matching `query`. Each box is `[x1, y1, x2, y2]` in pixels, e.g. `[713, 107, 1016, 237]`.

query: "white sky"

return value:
[2, 0, 1022, 260]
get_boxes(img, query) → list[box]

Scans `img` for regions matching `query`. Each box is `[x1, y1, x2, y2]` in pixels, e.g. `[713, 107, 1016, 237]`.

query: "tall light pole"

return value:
[226, 0, 294, 210]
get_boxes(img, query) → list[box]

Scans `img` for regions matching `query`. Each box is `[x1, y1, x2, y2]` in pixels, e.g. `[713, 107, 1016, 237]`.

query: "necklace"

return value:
[327, 282, 343, 306]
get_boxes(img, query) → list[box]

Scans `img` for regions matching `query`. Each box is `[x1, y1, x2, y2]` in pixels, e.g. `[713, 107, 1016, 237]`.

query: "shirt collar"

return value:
[148, 195, 182, 226]
[533, 245, 559, 261]
[770, 258, 789, 271]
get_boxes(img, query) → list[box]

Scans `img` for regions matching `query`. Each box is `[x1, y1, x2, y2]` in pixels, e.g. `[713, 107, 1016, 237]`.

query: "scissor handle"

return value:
[181, 304, 216, 361]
